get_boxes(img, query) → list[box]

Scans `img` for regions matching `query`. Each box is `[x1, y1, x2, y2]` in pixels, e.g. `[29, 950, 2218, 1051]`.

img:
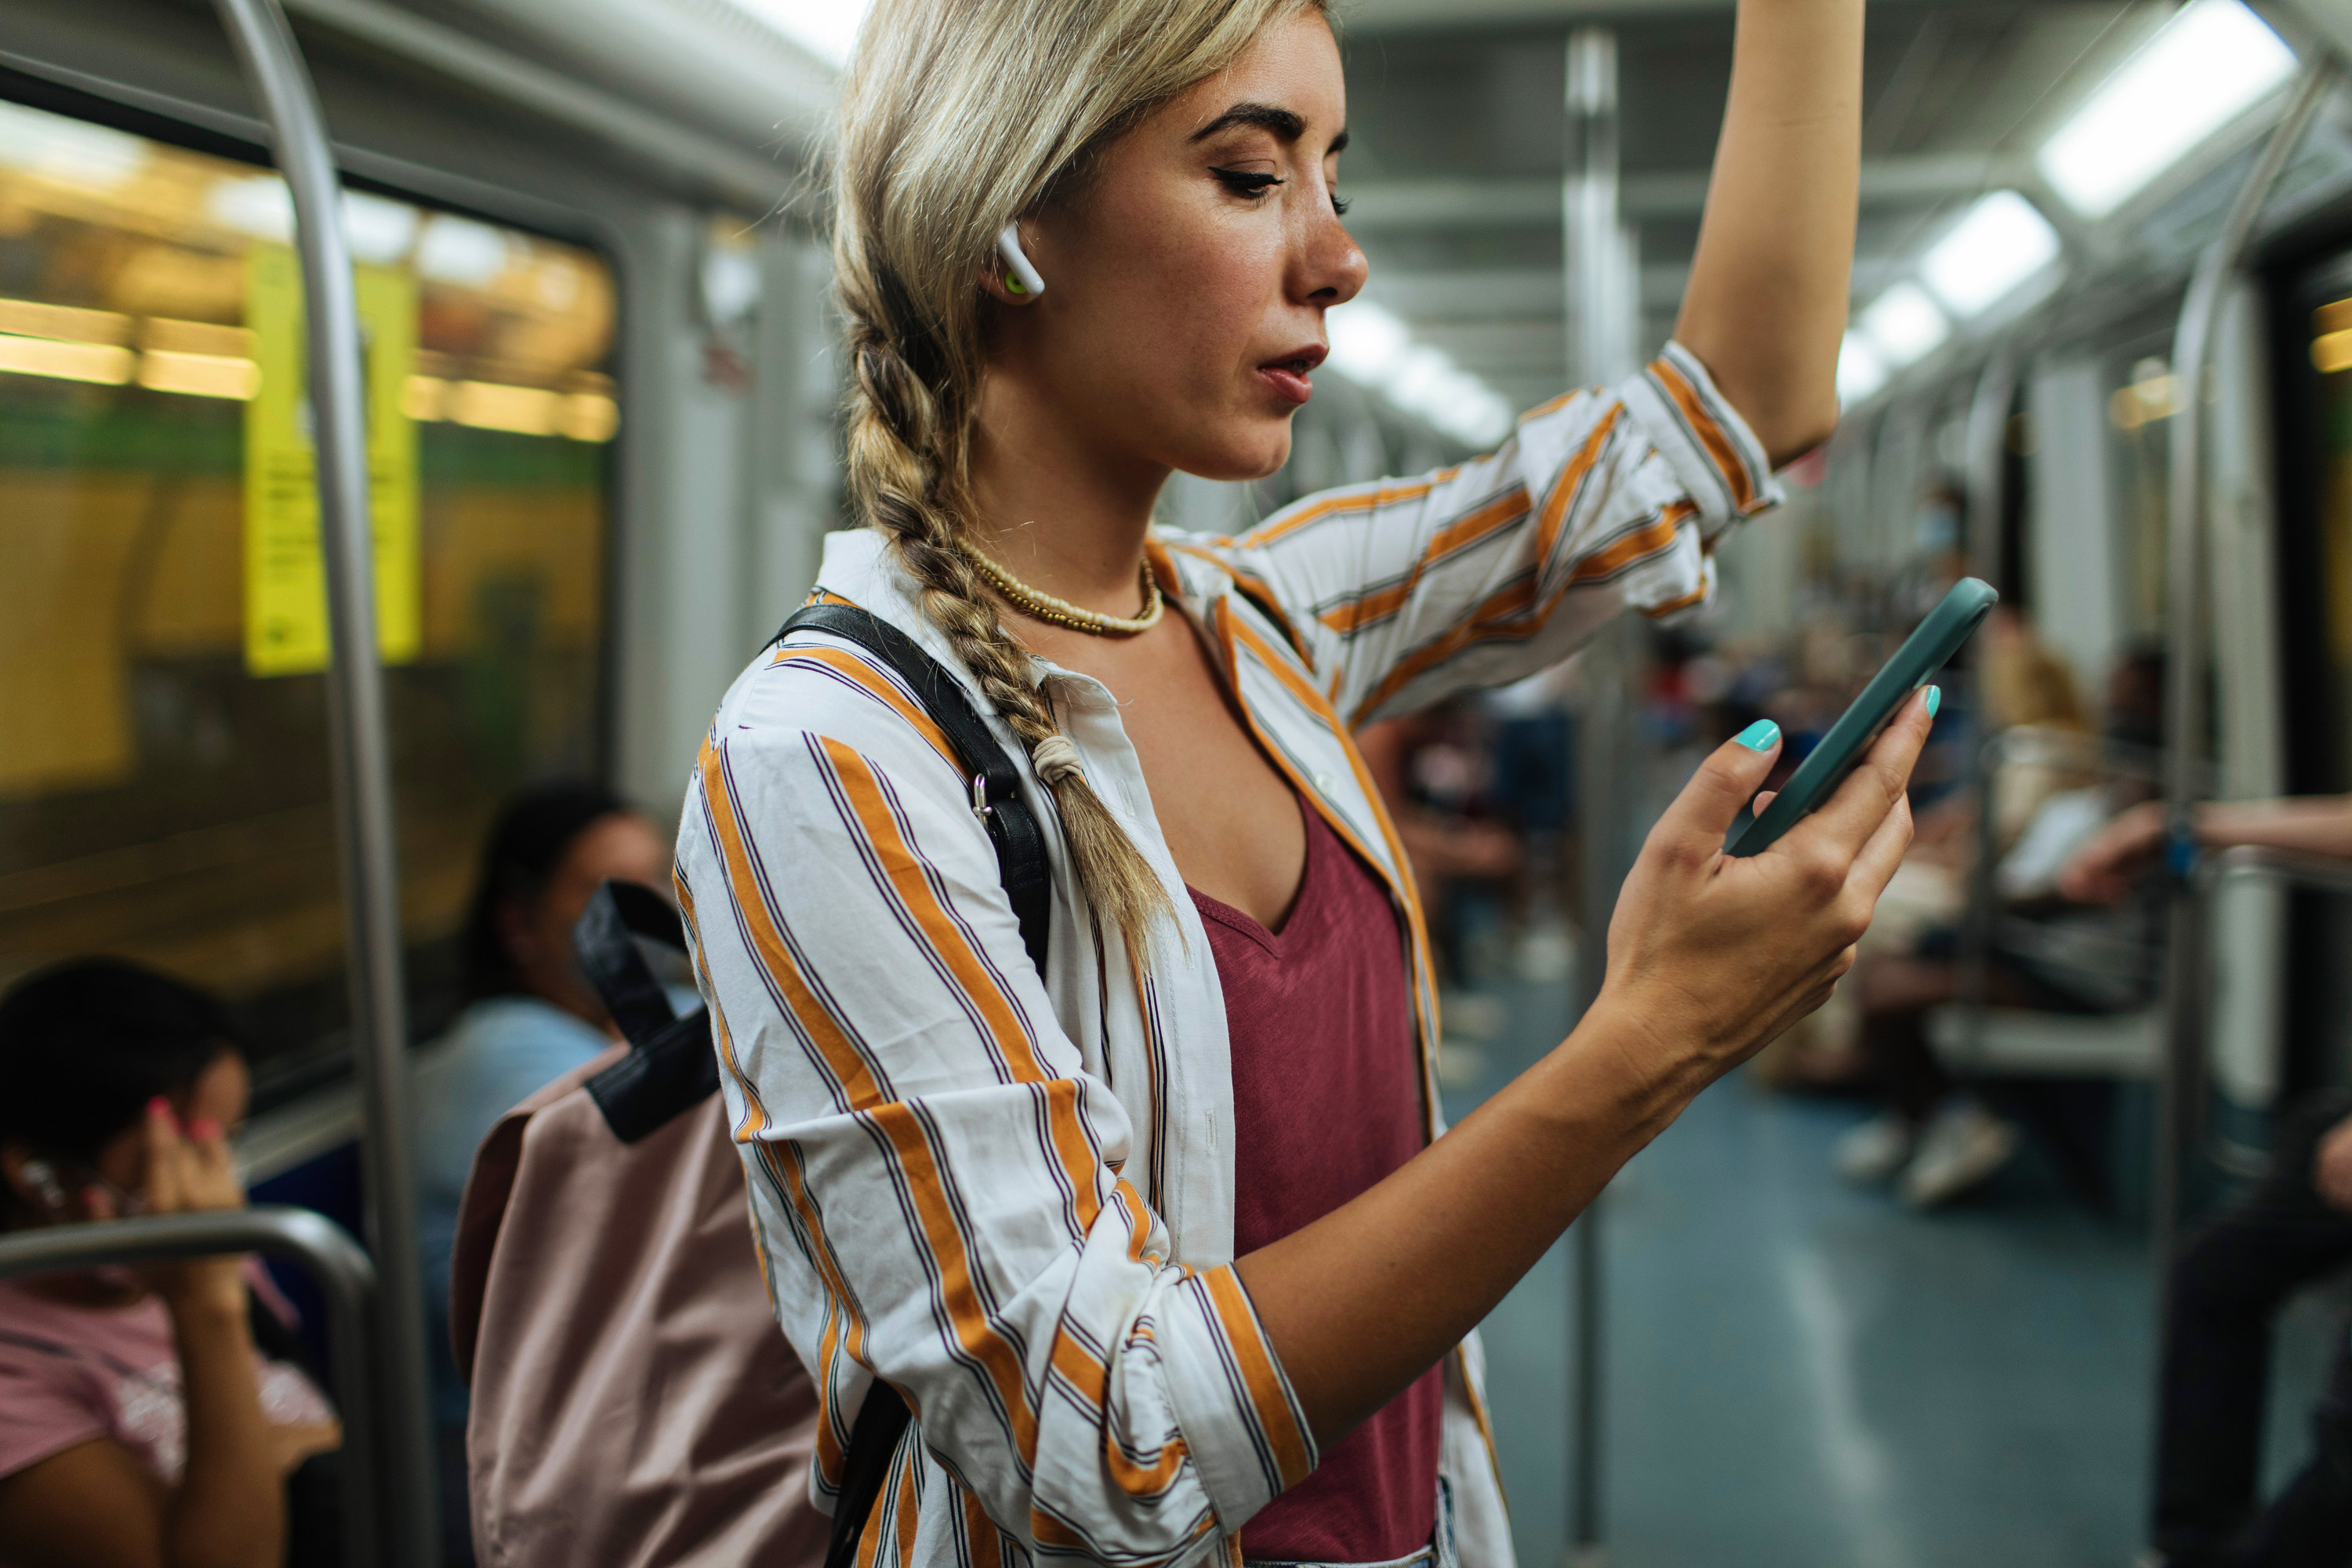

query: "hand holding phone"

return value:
[1726, 577, 1997, 857]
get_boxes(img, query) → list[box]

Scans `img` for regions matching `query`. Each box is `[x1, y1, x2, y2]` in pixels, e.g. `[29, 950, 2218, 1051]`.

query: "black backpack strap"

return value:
[779, 601, 1051, 1563]
[823, 1385, 912, 1568]
[575, 880, 685, 1046]
[776, 602, 1052, 974]
[572, 880, 721, 1142]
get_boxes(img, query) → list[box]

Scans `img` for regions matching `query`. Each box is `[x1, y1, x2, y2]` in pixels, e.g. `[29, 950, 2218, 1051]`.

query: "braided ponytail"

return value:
[842, 318, 1174, 950]
[831, 0, 1322, 960]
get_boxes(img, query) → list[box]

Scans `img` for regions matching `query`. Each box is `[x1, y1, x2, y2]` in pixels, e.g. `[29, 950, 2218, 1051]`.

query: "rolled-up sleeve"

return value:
[675, 671, 1312, 1560]
[1207, 340, 1784, 728]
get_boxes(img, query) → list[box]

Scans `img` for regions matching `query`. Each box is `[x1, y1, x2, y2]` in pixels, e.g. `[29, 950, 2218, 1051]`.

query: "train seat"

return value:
[1925, 1004, 2161, 1080]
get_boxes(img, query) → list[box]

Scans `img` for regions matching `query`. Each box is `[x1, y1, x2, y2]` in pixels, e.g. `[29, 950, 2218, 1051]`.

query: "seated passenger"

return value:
[0, 960, 341, 1568]
[1834, 626, 2154, 1207]
[409, 781, 670, 1554]
[2067, 793, 2352, 1567]
[2143, 1091, 2352, 1568]
[2060, 791, 2352, 905]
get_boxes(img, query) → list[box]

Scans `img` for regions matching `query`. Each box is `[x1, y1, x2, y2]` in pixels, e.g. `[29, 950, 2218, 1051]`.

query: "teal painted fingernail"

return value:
[1925, 685, 1942, 719]
[1734, 720, 1780, 752]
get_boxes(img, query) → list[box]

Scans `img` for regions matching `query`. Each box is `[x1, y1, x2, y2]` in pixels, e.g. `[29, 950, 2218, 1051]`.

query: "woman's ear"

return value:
[980, 222, 1046, 306]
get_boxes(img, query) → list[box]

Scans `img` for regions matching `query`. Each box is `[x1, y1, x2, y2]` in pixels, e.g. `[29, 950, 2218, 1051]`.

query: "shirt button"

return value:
[1313, 771, 1342, 796]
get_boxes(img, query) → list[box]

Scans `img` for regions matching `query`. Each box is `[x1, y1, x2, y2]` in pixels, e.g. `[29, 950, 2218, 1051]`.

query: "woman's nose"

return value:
[1301, 201, 1368, 307]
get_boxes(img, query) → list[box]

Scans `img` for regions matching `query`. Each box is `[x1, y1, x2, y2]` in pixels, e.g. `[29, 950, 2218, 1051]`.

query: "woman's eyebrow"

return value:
[1189, 103, 1305, 143]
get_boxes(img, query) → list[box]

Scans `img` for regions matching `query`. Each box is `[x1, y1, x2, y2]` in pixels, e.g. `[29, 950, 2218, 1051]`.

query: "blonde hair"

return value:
[833, 0, 1324, 954]
[1984, 637, 2090, 733]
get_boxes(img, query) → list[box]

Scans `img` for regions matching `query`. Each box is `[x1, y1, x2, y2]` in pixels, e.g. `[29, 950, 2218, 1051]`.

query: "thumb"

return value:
[1650, 720, 1782, 855]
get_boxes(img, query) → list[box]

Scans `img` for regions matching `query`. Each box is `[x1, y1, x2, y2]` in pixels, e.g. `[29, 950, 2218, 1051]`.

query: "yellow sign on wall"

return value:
[243, 244, 420, 676]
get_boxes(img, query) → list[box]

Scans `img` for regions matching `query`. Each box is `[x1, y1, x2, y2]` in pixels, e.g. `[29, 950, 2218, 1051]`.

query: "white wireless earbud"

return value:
[996, 223, 1046, 299]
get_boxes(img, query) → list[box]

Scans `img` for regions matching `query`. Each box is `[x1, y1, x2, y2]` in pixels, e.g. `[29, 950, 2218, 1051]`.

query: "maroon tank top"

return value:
[1189, 797, 1443, 1563]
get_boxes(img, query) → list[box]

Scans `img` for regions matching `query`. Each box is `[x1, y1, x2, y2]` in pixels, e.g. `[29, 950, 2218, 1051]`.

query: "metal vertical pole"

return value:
[1955, 355, 2016, 1068]
[1566, 26, 1638, 1566]
[1962, 355, 2015, 593]
[2154, 60, 2336, 1269]
[205, 2, 441, 1562]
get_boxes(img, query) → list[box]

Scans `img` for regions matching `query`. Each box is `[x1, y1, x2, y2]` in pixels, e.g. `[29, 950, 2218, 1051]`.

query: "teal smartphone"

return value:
[1724, 576, 1998, 858]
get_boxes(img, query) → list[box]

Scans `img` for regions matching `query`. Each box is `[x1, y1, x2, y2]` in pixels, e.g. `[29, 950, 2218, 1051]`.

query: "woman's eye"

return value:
[1211, 168, 1283, 198]
[1331, 191, 1352, 217]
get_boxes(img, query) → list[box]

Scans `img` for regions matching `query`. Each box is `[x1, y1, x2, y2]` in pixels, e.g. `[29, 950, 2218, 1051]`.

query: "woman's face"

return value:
[86, 1051, 249, 1205]
[0, 1049, 248, 1229]
[1001, 9, 1365, 483]
[503, 811, 673, 1028]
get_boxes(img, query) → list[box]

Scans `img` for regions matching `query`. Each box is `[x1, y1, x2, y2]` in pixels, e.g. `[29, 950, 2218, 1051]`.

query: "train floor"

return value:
[1438, 973, 2343, 1568]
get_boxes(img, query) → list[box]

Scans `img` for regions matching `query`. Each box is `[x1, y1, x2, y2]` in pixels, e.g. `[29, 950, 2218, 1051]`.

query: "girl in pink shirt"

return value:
[0, 960, 339, 1568]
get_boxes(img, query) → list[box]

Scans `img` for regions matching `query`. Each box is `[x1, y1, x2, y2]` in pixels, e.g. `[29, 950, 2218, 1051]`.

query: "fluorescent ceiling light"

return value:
[1859, 284, 1950, 368]
[720, 0, 871, 66]
[1837, 332, 1888, 404]
[2037, 0, 2296, 219]
[1921, 191, 2062, 318]
[1327, 299, 1514, 446]
[0, 332, 134, 386]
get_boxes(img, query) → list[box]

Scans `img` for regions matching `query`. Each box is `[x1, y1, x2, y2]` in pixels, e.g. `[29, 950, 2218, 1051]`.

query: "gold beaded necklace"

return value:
[965, 548, 1164, 637]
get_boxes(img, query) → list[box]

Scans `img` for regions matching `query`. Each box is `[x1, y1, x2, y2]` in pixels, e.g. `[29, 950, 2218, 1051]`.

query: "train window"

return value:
[0, 96, 618, 1092]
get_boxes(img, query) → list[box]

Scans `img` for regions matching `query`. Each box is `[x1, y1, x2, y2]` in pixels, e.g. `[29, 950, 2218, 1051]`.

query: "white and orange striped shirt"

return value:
[677, 343, 1780, 1568]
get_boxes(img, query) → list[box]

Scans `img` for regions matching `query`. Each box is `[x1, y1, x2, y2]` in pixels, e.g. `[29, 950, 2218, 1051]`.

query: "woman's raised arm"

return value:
[1672, 0, 1864, 463]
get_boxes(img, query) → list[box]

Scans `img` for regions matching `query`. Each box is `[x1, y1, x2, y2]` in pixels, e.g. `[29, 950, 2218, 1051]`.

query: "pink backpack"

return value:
[449, 884, 826, 1568]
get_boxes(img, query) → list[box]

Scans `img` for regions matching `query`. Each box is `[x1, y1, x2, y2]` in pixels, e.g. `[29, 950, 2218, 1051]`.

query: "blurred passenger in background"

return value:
[2060, 790, 2352, 905]
[0, 960, 341, 1568]
[1828, 616, 2150, 1207]
[2067, 794, 2352, 1566]
[409, 781, 670, 1563]
[1356, 701, 1522, 985]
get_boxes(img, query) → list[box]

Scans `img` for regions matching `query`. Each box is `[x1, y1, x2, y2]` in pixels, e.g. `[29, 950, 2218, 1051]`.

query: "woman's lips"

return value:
[1258, 365, 1314, 405]
[1257, 347, 1323, 406]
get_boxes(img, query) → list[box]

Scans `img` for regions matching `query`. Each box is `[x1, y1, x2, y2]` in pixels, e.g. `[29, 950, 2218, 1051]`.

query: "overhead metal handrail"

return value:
[204, 1, 439, 1562]
[2154, 846, 2352, 1213]
[2158, 845, 2352, 1186]
[2200, 843, 2352, 902]
[2157, 56, 2343, 1272]
[0, 1208, 380, 1568]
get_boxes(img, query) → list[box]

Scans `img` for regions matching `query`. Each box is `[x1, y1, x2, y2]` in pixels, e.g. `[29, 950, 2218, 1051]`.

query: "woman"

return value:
[409, 780, 672, 1558]
[413, 778, 675, 1318]
[679, 1, 1909, 1562]
[0, 960, 341, 1568]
